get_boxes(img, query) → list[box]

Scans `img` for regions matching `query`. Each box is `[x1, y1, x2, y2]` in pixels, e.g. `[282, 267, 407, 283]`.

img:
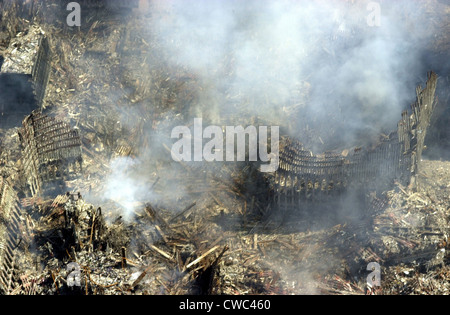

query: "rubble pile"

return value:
[0, 0, 449, 295]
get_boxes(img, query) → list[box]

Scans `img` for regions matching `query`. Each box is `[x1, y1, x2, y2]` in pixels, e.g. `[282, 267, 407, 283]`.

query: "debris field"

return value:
[0, 0, 449, 295]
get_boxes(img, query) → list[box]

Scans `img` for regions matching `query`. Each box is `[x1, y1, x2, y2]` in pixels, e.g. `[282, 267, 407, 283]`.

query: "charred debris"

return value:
[0, 0, 449, 295]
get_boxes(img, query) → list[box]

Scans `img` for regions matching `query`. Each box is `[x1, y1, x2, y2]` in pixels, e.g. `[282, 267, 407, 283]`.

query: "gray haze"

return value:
[94, 0, 444, 221]
[146, 0, 433, 150]
[85, 0, 448, 292]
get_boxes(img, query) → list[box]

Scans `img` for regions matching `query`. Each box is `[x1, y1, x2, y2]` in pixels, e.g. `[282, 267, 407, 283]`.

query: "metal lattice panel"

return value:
[271, 72, 438, 209]
[31, 37, 51, 109]
[20, 111, 83, 197]
[0, 177, 23, 295]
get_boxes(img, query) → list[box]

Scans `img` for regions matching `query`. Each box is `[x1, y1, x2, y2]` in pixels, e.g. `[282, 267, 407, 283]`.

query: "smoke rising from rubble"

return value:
[94, 154, 193, 223]
[96, 0, 442, 242]
[1, 0, 449, 296]
[79, 0, 445, 293]
[102, 157, 147, 222]
[97, 0, 439, 220]
[147, 0, 432, 150]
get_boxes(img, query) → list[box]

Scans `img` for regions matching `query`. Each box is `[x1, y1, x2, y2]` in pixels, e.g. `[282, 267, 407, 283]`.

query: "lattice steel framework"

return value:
[0, 177, 23, 295]
[20, 111, 82, 197]
[271, 72, 438, 209]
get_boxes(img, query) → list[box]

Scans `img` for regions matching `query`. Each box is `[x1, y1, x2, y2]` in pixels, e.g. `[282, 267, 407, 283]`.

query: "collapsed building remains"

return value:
[31, 37, 51, 110]
[0, 0, 449, 296]
[272, 72, 438, 211]
[19, 110, 83, 197]
[0, 177, 23, 295]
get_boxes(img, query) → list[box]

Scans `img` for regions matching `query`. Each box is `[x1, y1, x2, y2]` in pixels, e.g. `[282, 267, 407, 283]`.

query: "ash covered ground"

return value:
[0, 0, 450, 295]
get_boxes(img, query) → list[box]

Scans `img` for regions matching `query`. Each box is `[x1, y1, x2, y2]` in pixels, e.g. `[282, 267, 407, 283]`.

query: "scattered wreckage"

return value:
[0, 1, 449, 296]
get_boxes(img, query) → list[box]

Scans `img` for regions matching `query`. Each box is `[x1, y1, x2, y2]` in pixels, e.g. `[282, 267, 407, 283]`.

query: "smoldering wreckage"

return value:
[0, 0, 450, 296]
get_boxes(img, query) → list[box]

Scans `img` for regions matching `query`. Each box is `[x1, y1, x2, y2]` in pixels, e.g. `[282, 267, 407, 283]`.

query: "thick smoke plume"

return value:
[91, 0, 447, 222]
[147, 0, 434, 151]
[55, 0, 450, 294]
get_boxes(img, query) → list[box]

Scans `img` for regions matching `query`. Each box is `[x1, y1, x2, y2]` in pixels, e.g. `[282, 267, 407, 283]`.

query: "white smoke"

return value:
[145, 0, 433, 150]
[102, 157, 151, 222]
[83, 0, 448, 294]
[94, 0, 444, 221]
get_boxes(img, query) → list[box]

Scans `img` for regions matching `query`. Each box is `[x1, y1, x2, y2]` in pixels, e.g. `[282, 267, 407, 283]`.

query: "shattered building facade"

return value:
[272, 72, 438, 210]
[19, 110, 83, 197]
[31, 37, 51, 110]
[0, 177, 23, 294]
